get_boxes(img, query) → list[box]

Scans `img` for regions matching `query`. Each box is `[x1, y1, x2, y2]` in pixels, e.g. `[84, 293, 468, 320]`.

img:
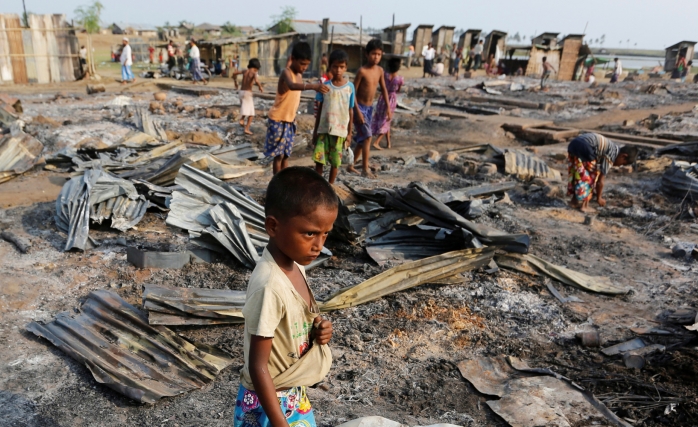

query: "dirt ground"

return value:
[2, 72, 698, 427]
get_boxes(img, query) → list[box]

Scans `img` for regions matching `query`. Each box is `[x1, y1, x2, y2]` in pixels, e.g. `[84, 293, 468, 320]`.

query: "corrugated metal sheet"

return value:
[143, 284, 246, 325]
[661, 161, 698, 199]
[366, 224, 477, 265]
[503, 150, 561, 181]
[291, 21, 359, 35]
[55, 170, 149, 251]
[0, 131, 44, 184]
[320, 247, 496, 311]
[27, 290, 233, 403]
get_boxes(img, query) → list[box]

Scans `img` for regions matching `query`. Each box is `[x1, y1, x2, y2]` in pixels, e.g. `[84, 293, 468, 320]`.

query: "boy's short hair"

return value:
[265, 167, 338, 220]
[619, 145, 639, 164]
[387, 57, 402, 73]
[614, 57, 619, 61]
[248, 58, 261, 69]
[366, 38, 383, 53]
[542, 56, 547, 61]
[291, 42, 312, 61]
[329, 49, 349, 66]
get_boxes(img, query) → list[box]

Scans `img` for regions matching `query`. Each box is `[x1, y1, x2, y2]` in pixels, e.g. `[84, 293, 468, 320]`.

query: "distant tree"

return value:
[600, 34, 605, 46]
[74, 1, 104, 78]
[221, 21, 240, 35]
[522, 35, 527, 41]
[513, 32, 521, 42]
[21, 11, 32, 27]
[164, 21, 171, 28]
[271, 6, 297, 33]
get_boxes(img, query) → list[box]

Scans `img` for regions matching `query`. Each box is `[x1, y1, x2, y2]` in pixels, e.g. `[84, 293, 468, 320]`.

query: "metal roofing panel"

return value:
[27, 290, 233, 403]
[0, 131, 44, 184]
[292, 20, 359, 35]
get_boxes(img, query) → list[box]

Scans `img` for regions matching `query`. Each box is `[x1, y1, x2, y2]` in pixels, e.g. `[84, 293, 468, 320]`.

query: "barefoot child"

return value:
[235, 167, 337, 427]
[312, 49, 355, 184]
[266, 43, 330, 174]
[348, 38, 391, 178]
[234, 59, 264, 135]
[372, 57, 403, 150]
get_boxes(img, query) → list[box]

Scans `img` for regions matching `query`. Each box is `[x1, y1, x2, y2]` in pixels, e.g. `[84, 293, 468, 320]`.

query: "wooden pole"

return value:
[329, 26, 334, 54]
[391, 14, 395, 54]
[359, 15, 363, 64]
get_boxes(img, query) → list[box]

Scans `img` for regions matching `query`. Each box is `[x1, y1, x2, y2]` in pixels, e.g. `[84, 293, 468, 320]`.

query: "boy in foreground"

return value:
[234, 58, 264, 135]
[235, 167, 337, 427]
[348, 38, 391, 178]
[266, 43, 329, 175]
[312, 49, 355, 184]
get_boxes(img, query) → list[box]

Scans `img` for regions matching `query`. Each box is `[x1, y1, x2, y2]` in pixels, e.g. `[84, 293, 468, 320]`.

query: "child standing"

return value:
[348, 38, 391, 178]
[236, 167, 337, 427]
[312, 49, 355, 184]
[372, 57, 403, 151]
[234, 59, 264, 135]
[265, 42, 329, 174]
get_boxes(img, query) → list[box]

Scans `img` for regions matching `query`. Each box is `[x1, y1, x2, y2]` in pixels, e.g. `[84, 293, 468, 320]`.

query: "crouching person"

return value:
[567, 132, 638, 211]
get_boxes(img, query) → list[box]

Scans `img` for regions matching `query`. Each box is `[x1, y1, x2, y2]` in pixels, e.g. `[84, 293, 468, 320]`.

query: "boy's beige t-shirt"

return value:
[240, 248, 331, 390]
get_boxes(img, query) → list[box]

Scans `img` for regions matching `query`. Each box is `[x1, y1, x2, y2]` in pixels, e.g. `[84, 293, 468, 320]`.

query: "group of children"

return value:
[232, 39, 404, 427]
[237, 39, 403, 181]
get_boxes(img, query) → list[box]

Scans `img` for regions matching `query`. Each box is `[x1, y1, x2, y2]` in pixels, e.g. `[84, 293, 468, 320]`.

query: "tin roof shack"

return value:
[558, 34, 585, 81]
[412, 25, 434, 60]
[525, 32, 560, 76]
[665, 41, 696, 72]
[432, 26, 455, 54]
[483, 30, 507, 61]
[458, 29, 482, 51]
[196, 23, 222, 38]
[201, 19, 359, 78]
[113, 23, 158, 38]
[382, 24, 410, 55]
[0, 13, 80, 85]
[324, 34, 369, 72]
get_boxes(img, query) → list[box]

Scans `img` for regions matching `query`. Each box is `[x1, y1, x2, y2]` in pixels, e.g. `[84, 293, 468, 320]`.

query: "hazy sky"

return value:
[6, 0, 697, 50]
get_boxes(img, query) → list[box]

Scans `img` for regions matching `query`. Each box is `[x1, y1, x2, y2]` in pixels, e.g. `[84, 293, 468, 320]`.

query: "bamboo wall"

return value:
[558, 37, 583, 81]
[0, 13, 79, 85]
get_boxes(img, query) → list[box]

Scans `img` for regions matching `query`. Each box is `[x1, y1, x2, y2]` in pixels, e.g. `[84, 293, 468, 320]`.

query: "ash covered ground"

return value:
[2, 75, 698, 427]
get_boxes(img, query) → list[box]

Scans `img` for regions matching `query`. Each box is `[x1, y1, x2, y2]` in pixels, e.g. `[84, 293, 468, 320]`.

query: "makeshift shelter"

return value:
[525, 33, 561, 77]
[411, 24, 434, 64]
[195, 23, 221, 38]
[458, 29, 482, 51]
[558, 34, 585, 81]
[113, 23, 157, 38]
[0, 13, 80, 85]
[382, 23, 410, 55]
[483, 30, 507, 62]
[431, 26, 455, 53]
[200, 18, 360, 77]
[503, 32, 584, 81]
[664, 41, 696, 73]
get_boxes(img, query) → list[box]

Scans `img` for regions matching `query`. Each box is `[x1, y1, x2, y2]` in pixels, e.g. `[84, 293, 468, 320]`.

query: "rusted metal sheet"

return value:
[55, 169, 149, 250]
[320, 247, 495, 311]
[458, 356, 632, 427]
[143, 284, 246, 325]
[0, 131, 44, 184]
[503, 150, 561, 181]
[27, 290, 233, 403]
[495, 252, 629, 295]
